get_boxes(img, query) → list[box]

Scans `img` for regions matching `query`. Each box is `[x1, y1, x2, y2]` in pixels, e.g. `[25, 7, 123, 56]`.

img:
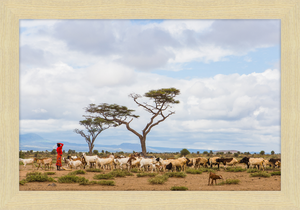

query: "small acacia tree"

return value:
[74, 117, 117, 155]
[180, 148, 190, 156]
[85, 88, 180, 155]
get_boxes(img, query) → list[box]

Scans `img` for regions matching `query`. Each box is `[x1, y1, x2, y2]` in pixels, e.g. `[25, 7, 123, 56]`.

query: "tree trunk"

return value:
[89, 143, 94, 155]
[140, 137, 147, 155]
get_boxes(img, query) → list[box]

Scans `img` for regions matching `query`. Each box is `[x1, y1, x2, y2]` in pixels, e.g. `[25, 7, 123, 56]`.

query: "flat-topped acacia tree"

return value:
[74, 117, 117, 155]
[85, 88, 180, 155]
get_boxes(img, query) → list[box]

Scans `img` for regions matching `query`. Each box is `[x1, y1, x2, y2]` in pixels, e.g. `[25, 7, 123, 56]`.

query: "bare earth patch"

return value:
[19, 165, 280, 191]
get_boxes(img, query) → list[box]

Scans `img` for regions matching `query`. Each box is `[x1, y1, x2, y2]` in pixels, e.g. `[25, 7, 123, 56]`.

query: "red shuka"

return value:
[56, 143, 64, 155]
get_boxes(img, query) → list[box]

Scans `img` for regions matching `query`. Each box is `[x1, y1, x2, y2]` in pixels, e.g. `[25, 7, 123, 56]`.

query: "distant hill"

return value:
[19, 133, 256, 154]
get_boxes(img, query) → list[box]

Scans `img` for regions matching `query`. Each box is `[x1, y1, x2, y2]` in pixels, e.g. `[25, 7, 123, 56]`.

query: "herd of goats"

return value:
[19, 152, 281, 173]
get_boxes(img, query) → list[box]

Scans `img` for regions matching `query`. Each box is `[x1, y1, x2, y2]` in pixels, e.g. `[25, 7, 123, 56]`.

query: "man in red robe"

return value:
[56, 143, 64, 170]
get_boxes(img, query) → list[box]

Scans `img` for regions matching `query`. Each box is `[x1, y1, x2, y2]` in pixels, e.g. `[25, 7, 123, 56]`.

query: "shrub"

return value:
[170, 186, 188, 191]
[68, 170, 86, 176]
[271, 171, 281, 176]
[130, 168, 142, 173]
[19, 179, 27, 185]
[93, 173, 115, 180]
[247, 168, 259, 173]
[44, 172, 56, 175]
[250, 172, 271, 178]
[180, 148, 190, 156]
[225, 167, 246, 172]
[218, 179, 240, 185]
[148, 175, 169, 184]
[85, 168, 102, 172]
[97, 180, 115, 186]
[198, 168, 216, 173]
[26, 172, 42, 177]
[109, 170, 133, 177]
[136, 173, 158, 177]
[164, 172, 186, 178]
[25, 173, 55, 182]
[186, 168, 202, 174]
[58, 175, 89, 183]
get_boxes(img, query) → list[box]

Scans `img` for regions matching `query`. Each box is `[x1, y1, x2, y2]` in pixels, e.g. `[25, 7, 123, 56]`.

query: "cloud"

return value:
[43, 20, 280, 71]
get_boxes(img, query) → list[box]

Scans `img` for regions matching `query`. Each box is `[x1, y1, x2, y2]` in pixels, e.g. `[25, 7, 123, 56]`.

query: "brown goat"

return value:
[208, 172, 223, 185]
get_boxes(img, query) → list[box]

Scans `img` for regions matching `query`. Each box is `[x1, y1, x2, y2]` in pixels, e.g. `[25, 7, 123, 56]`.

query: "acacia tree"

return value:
[74, 117, 116, 155]
[85, 88, 180, 155]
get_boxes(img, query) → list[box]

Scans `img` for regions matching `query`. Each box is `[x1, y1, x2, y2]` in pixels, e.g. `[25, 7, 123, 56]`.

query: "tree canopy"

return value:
[85, 87, 180, 155]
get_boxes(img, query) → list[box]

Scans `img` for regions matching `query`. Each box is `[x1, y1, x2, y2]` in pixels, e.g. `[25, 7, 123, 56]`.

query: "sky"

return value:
[19, 19, 281, 153]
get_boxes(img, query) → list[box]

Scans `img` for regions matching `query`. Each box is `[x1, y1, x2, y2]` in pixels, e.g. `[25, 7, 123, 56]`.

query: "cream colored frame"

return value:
[0, 0, 298, 209]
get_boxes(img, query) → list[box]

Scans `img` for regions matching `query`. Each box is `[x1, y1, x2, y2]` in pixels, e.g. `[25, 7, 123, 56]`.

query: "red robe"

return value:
[56, 143, 64, 167]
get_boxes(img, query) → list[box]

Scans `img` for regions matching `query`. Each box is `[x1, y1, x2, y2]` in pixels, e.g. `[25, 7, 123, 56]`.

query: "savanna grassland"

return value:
[19, 152, 281, 191]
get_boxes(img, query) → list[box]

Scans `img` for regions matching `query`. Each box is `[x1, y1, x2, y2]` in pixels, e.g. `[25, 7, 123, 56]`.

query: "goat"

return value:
[169, 157, 190, 172]
[250, 158, 265, 171]
[82, 153, 97, 169]
[275, 160, 281, 168]
[96, 157, 114, 170]
[216, 158, 238, 169]
[69, 160, 83, 170]
[207, 157, 221, 169]
[114, 157, 130, 170]
[208, 172, 223, 185]
[268, 158, 281, 168]
[43, 158, 53, 170]
[139, 157, 159, 173]
[19, 158, 37, 169]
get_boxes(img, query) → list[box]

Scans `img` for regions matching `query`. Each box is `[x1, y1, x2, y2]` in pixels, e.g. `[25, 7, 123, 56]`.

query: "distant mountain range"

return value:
[19, 133, 250, 154]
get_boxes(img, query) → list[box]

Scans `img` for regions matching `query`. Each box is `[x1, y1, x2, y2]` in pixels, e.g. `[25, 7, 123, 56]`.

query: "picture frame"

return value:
[0, 0, 298, 209]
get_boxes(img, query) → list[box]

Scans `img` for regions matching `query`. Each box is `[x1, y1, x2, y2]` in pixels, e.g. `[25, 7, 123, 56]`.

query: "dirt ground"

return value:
[19, 164, 281, 191]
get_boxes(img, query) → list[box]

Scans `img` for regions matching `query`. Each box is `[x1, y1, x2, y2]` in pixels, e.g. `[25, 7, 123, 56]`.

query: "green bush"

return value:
[198, 168, 216, 173]
[79, 180, 115, 186]
[218, 179, 240, 185]
[186, 168, 202, 174]
[164, 172, 186, 178]
[109, 170, 133, 177]
[93, 173, 115, 180]
[44, 172, 56, 175]
[25, 172, 55, 182]
[85, 168, 102, 172]
[130, 168, 142, 173]
[136, 173, 158, 177]
[58, 175, 89, 183]
[225, 167, 246, 172]
[250, 172, 271, 178]
[271, 171, 281, 176]
[148, 175, 169, 184]
[19, 179, 27, 185]
[170, 186, 188, 191]
[26, 172, 42, 177]
[97, 180, 115, 186]
[68, 170, 86, 176]
[247, 168, 259, 173]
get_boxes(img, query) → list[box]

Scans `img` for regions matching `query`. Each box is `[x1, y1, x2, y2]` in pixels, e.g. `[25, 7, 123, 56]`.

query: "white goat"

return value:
[96, 157, 114, 170]
[82, 153, 97, 169]
[140, 157, 158, 173]
[115, 157, 130, 170]
[19, 158, 36, 169]
[69, 160, 83, 170]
